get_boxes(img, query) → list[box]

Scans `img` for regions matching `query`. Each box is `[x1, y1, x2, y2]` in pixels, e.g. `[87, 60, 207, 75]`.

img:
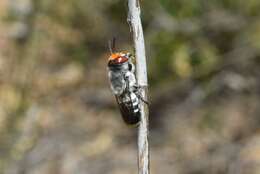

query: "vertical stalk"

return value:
[127, 1, 149, 174]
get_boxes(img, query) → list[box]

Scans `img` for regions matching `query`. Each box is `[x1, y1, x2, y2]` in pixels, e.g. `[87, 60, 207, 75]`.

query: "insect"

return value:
[107, 40, 141, 126]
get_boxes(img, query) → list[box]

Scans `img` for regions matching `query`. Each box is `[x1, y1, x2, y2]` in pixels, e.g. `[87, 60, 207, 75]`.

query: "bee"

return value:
[107, 40, 141, 126]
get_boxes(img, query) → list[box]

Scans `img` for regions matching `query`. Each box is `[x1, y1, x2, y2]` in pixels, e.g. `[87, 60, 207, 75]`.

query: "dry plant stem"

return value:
[127, 0, 149, 174]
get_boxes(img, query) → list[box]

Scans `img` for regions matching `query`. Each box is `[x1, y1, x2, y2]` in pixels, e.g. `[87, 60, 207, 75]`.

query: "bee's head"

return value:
[108, 52, 131, 66]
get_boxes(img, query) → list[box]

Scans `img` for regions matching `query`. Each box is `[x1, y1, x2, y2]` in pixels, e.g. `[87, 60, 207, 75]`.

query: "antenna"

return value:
[108, 37, 116, 54]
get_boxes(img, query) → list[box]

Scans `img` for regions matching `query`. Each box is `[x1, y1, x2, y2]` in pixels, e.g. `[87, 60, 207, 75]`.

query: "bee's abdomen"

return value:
[116, 92, 140, 126]
[130, 93, 140, 114]
[121, 109, 140, 126]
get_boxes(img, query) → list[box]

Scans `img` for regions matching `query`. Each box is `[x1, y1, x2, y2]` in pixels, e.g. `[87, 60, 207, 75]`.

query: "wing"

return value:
[108, 70, 126, 95]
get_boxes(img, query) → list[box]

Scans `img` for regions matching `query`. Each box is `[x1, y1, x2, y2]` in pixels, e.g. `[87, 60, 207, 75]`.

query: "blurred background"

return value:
[0, 0, 260, 173]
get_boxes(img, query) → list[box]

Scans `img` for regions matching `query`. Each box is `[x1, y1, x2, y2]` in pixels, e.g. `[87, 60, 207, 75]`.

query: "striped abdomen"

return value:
[116, 92, 140, 126]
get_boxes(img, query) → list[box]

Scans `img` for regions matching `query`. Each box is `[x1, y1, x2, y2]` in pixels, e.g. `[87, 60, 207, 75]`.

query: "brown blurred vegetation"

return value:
[1, 0, 260, 173]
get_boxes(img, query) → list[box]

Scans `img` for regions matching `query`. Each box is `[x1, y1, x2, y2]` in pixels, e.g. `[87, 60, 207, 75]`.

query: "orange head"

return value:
[108, 52, 129, 66]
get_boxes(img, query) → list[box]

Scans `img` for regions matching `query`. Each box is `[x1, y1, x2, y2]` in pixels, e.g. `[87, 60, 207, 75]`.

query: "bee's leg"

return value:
[137, 93, 149, 105]
[134, 85, 149, 105]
